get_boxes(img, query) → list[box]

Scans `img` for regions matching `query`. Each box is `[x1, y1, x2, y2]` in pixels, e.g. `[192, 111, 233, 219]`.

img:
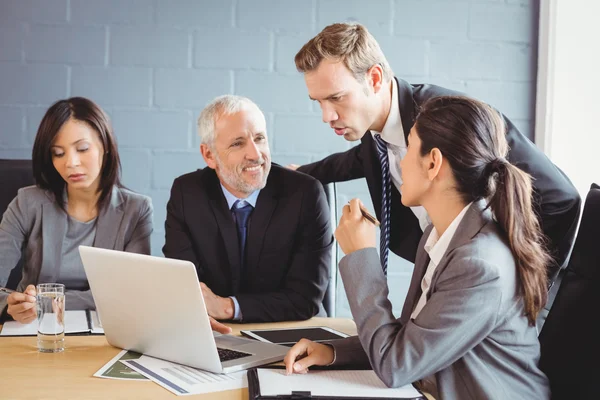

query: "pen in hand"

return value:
[0, 287, 16, 294]
[350, 202, 380, 226]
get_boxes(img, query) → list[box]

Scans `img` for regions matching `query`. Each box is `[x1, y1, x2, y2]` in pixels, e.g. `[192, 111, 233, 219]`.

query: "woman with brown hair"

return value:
[0, 97, 153, 323]
[284, 96, 551, 399]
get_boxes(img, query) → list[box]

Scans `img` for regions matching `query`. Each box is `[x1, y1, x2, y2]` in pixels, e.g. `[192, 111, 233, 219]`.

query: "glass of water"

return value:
[36, 283, 65, 353]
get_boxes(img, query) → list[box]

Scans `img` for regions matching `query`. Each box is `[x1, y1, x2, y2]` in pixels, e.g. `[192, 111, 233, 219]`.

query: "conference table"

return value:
[0, 317, 433, 399]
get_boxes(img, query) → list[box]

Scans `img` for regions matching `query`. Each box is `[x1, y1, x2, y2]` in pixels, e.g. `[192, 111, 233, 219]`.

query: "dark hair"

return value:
[32, 97, 122, 211]
[414, 96, 550, 325]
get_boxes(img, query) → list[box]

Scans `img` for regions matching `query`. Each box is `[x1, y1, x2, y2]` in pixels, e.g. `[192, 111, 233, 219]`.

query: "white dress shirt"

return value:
[410, 202, 473, 319]
[370, 80, 430, 231]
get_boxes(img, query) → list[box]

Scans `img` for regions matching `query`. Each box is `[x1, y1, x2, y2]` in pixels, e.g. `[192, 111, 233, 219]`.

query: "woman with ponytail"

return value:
[283, 96, 551, 399]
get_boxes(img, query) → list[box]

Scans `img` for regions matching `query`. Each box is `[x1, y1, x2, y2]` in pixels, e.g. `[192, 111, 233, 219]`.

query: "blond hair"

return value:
[295, 22, 393, 82]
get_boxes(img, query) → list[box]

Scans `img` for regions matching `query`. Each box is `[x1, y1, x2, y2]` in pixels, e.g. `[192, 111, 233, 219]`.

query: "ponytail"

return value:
[486, 160, 550, 325]
[414, 95, 552, 325]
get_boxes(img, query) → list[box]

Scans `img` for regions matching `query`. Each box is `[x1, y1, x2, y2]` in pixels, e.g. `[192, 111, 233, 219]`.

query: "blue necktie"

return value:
[373, 134, 391, 276]
[232, 200, 254, 273]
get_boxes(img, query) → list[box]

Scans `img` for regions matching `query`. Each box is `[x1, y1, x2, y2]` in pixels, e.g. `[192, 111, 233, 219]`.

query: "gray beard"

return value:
[215, 158, 270, 196]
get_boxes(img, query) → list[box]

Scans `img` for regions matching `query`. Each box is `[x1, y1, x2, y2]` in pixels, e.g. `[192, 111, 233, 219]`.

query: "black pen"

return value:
[0, 287, 15, 294]
[360, 205, 380, 226]
[348, 202, 380, 226]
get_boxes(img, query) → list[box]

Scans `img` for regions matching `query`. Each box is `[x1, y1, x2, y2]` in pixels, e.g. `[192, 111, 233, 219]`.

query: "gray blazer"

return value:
[0, 185, 153, 313]
[330, 201, 550, 400]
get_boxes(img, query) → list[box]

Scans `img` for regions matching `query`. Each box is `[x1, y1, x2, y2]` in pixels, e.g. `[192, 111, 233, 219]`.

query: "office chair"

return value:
[538, 183, 600, 399]
[0, 159, 34, 290]
[321, 182, 338, 317]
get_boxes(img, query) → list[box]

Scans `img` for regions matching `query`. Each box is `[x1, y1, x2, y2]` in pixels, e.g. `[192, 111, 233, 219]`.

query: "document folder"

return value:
[0, 310, 104, 336]
[247, 368, 426, 400]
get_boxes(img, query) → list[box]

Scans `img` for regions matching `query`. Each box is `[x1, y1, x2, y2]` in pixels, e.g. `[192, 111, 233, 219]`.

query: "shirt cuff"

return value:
[325, 343, 336, 366]
[230, 296, 243, 321]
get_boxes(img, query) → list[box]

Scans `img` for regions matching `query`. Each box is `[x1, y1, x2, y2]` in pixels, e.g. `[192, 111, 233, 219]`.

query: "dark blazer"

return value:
[0, 185, 153, 313]
[162, 164, 333, 322]
[298, 78, 581, 282]
[329, 201, 550, 399]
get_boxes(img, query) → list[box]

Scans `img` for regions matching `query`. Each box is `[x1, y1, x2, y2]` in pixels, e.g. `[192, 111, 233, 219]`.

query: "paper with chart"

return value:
[122, 355, 247, 396]
[257, 368, 423, 398]
[93, 349, 148, 381]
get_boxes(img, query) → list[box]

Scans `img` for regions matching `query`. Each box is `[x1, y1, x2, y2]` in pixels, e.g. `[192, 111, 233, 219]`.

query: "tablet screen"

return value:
[241, 327, 348, 346]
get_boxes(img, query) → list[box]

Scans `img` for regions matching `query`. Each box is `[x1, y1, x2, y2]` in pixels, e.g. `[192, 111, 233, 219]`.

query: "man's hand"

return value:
[335, 198, 377, 255]
[283, 338, 335, 375]
[286, 164, 300, 171]
[200, 282, 234, 320]
[7, 284, 37, 324]
[209, 316, 232, 335]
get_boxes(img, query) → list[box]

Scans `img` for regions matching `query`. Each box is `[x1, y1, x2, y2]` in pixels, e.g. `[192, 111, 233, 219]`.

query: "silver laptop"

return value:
[79, 246, 288, 373]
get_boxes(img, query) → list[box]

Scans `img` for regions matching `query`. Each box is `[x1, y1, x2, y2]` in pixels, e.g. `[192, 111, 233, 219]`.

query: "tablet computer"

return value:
[240, 326, 349, 347]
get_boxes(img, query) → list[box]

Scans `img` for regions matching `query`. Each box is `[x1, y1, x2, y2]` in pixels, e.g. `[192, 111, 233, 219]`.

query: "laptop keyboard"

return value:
[217, 347, 252, 362]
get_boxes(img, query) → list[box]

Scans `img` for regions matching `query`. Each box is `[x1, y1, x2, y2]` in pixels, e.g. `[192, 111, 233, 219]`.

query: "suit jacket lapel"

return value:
[362, 132, 385, 221]
[204, 172, 241, 291]
[246, 174, 278, 275]
[400, 225, 433, 323]
[40, 196, 67, 283]
[94, 187, 124, 250]
[363, 78, 415, 222]
[395, 77, 417, 144]
[429, 200, 489, 290]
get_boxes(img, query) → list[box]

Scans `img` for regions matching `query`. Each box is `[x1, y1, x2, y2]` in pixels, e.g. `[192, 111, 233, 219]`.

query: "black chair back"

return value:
[538, 183, 600, 399]
[0, 159, 34, 290]
[321, 183, 338, 317]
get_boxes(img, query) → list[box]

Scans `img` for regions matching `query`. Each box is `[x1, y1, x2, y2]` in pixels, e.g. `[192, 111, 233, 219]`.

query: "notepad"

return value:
[0, 310, 104, 336]
[254, 369, 423, 398]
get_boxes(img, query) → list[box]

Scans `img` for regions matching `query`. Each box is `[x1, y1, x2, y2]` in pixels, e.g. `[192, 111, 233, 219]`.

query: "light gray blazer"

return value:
[330, 200, 550, 400]
[0, 185, 153, 313]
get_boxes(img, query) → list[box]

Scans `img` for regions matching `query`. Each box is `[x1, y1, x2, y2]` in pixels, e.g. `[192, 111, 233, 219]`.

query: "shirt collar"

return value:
[370, 79, 405, 147]
[220, 184, 260, 210]
[424, 202, 473, 265]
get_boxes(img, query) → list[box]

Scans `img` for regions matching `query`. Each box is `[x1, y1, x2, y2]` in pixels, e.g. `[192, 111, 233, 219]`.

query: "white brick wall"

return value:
[0, 63, 68, 103]
[0, 107, 23, 148]
[0, 0, 539, 317]
[194, 29, 271, 69]
[25, 25, 106, 64]
[71, 66, 152, 106]
[0, 23, 25, 61]
[70, 0, 153, 25]
[112, 109, 191, 149]
[110, 27, 190, 67]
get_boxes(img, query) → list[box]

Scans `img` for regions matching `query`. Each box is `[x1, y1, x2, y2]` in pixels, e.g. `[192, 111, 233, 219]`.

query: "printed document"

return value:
[94, 349, 148, 381]
[122, 355, 247, 396]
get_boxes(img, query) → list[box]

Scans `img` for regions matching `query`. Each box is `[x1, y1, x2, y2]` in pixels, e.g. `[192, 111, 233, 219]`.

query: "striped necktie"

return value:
[373, 134, 391, 276]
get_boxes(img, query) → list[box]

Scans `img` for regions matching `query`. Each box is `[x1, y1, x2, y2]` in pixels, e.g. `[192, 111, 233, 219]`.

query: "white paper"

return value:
[257, 369, 423, 398]
[93, 349, 148, 381]
[0, 310, 103, 335]
[89, 310, 104, 334]
[62, 310, 90, 333]
[122, 355, 247, 396]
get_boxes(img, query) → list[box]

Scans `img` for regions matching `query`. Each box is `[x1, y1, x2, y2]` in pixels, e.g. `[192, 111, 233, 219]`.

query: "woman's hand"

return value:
[283, 338, 335, 374]
[335, 198, 377, 255]
[6, 284, 37, 324]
